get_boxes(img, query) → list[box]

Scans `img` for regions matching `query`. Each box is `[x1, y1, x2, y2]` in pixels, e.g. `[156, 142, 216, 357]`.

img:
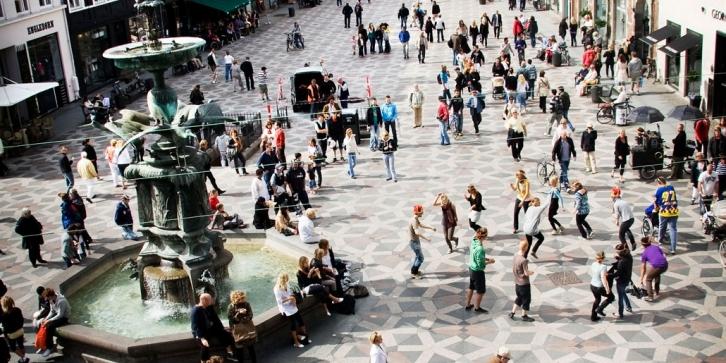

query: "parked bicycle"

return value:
[596, 97, 636, 124]
[535, 154, 558, 186]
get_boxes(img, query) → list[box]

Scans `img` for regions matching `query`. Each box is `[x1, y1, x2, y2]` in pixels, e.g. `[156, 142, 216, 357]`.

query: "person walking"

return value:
[509, 240, 535, 322]
[558, 86, 574, 130]
[223, 51, 234, 82]
[369, 331, 387, 363]
[580, 123, 598, 173]
[416, 31, 428, 64]
[536, 71, 550, 113]
[229, 129, 249, 175]
[436, 96, 450, 145]
[232, 60, 243, 92]
[114, 195, 139, 241]
[612, 129, 629, 183]
[492, 11, 502, 39]
[449, 89, 464, 138]
[397, 3, 409, 29]
[627, 51, 643, 94]
[466, 89, 485, 134]
[214, 130, 231, 167]
[552, 130, 576, 190]
[653, 177, 679, 254]
[438, 65, 451, 101]
[14, 208, 47, 268]
[669, 123, 688, 179]
[603, 45, 616, 79]
[511, 170, 532, 233]
[354, 1, 363, 27]
[399, 26, 411, 59]
[464, 227, 494, 313]
[258, 67, 269, 101]
[523, 197, 548, 259]
[465, 185, 485, 231]
[469, 20, 479, 47]
[479, 13, 490, 47]
[379, 131, 397, 182]
[343, 128, 360, 179]
[274, 121, 286, 167]
[409, 204, 436, 279]
[545, 89, 563, 136]
[639, 237, 668, 302]
[611, 186, 636, 250]
[546, 176, 565, 234]
[433, 193, 459, 253]
[0, 296, 30, 363]
[568, 17, 578, 47]
[199, 140, 225, 194]
[409, 84, 424, 127]
[227, 291, 257, 363]
[104, 139, 122, 187]
[76, 151, 97, 202]
[366, 97, 383, 151]
[81, 139, 101, 181]
[505, 109, 527, 161]
[381, 95, 399, 146]
[589, 251, 613, 322]
[572, 181, 593, 239]
[610, 243, 633, 319]
[240, 57, 255, 91]
[342, 2, 353, 28]
[58, 145, 74, 192]
[207, 49, 218, 84]
[435, 15, 445, 43]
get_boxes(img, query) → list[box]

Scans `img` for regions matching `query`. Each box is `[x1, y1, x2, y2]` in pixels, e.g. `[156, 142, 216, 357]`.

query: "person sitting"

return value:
[39, 288, 70, 358]
[210, 203, 246, 230]
[208, 189, 221, 211]
[573, 65, 589, 86]
[576, 64, 599, 96]
[32, 286, 50, 328]
[253, 197, 275, 230]
[275, 207, 298, 236]
[298, 209, 321, 244]
[296, 256, 342, 316]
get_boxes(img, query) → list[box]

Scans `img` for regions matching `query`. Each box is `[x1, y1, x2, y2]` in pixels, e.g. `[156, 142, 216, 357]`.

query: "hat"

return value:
[413, 204, 424, 214]
[595, 251, 605, 260]
[586, 122, 593, 128]
[497, 346, 511, 358]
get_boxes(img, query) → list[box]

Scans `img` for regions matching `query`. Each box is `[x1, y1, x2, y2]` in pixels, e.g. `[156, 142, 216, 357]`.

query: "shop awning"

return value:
[0, 81, 59, 107]
[659, 33, 701, 57]
[640, 24, 680, 45]
[190, 0, 249, 13]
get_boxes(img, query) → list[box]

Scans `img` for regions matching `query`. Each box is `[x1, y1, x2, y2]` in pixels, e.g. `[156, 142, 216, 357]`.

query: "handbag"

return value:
[35, 324, 48, 351]
[7, 328, 23, 340]
[231, 320, 257, 345]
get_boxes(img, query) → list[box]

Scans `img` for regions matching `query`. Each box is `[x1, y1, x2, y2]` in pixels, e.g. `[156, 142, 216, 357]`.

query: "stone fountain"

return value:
[100, 0, 230, 305]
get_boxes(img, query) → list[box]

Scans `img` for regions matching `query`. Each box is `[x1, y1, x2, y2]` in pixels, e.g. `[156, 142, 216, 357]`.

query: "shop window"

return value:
[686, 30, 703, 97]
[15, 0, 29, 13]
[77, 25, 115, 91]
[39, 0, 52, 6]
[0, 3, 4, 18]
[615, 0, 627, 44]
[665, 21, 681, 90]
[25, 34, 64, 114]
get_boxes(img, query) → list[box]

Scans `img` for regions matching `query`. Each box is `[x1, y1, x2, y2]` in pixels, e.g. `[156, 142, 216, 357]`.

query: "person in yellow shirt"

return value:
[76, 152, 97, 202]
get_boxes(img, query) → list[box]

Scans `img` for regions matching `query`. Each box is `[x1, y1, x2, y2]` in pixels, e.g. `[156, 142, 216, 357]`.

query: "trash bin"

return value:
[590, 85, 601, 103]
[341, 108, 361, 144]
[288, 6, 295, 17]
[552, 52, 562, 67]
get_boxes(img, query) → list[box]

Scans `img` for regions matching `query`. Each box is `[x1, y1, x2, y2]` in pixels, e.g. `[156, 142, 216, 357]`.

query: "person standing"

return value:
[354, 1, 363, 27]
[228, 129, 248, 175]
[343, 128, 359, 179]
[611, 244, 633, 319]
[611, 129, 629, 183]
[199, 140, 225, 194]
[214, 130, 231, 168]
[669, 123, 688, 179]
[14, 208, 46, 268]
[627, 51, 643, 94]
[397, 3, 409, 29]
[258, 67, 269, 102]
[227, 291, 257, 363]
[589, 251, 613, 322]
[342, 2, 353, 28]
[580, 123, 598, 174]
[381, 95, 399, 146]
[114, 195, 139, 241]
[449, 89, 465, 138]
[511, 170, 532, 233]
[240, 57, 255, 91]
[409, 84, 424, 127]
[536, 71, 550, 113]
[436, 96, 450, 146]
[572, 181, 593, 239]
[409, 204, 436, 279]
[1, 296, 30, 363]
[653, 177, 679, 254]
[552, 131, 576, 189]
[366, 98, 383, 151]
[523, 197, 548, 259]
[338, 78, 349, 108]
[399, 26, 411, 59]
[76, 151, 97, 202]
[379, 131, 397, 182]
[611, 186, 636, 250]
[694, 116, 710, 155]
[509, 240, 535, 322]
[232, 60, 243, 92]
[491, 11, 502, 39]
[223, 51, 234, 82]
[207, 49, 218, 84]
[81, 139, 101, 181]
[505, 109, 527, 161]
[639, 237, 668, 302]
[603, 45, 616, 78]
[433, 193, 459, 253]
[58, 145, 73, 192]
[466, 89, 485, 134]
[568, 17, 578, 47]
[286, 159, 312, 210]
[416, 31, 428, 64]
[464, 227, 494, 313]
[191, 293, 236, 361]
[479, 13, 490, 47]
[558, 86, 573, 130]
[369, 332, 387, 363]
[274, 121, 286, 167]
[273, 273, 310, 348]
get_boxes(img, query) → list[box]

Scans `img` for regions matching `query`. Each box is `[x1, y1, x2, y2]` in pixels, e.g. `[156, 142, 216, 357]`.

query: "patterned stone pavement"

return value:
[1, 0, 725, 362]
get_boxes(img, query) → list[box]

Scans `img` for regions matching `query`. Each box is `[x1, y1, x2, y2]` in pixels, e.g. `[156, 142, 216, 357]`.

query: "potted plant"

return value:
[594, 18, 607, 28]
[579, 9, 592, 18]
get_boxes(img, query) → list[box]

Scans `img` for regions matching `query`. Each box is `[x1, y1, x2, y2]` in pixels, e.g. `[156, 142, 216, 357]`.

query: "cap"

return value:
[413, 204, 424, 214]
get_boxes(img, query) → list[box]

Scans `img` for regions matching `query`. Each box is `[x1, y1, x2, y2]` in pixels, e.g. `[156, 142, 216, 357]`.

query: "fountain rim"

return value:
[101, 36, 206, 60]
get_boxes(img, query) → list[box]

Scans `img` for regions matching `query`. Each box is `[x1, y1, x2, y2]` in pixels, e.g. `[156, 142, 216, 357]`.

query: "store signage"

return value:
[27, 21, 54, 35]
[713, 9, 726, 21]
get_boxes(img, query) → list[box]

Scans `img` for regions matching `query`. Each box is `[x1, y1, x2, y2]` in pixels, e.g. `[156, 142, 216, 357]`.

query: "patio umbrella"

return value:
[667, 105, 705, 121]
[626, 106, 665, 124]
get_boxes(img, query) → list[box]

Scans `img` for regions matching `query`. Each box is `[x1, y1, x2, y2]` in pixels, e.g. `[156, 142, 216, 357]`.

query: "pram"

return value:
[491, 76, 505, 100]
[642, 203, 660, 239]
[704, 200, 726, 241]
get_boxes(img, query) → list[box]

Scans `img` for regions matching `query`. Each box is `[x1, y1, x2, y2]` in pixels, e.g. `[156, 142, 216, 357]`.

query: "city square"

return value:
[0, 0, 725, 362]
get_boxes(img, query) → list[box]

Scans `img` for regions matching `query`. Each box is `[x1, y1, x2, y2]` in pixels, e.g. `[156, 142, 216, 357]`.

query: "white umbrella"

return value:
[0, 82, 59, 107]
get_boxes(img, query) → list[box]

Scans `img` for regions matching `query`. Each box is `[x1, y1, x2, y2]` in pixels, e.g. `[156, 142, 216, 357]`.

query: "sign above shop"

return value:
[27, 21, 55, 35]
[713, 9, 726, 21]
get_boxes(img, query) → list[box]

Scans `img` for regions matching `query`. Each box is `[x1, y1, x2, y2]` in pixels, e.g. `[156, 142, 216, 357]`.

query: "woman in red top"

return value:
[694, 117, 710, 155]
[513, 17, 523, 38]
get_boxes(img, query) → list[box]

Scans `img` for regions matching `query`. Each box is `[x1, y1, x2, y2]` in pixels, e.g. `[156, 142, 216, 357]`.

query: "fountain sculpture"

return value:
[99, 0, 231, 305]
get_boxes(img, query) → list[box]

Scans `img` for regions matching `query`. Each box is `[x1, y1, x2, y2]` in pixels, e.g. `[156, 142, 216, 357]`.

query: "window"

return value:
[15, 0, 29, 12]
[68, 0, 80, 8]
[39, 0, 52, 6]
[665, 21, 681, 89]
[0, 2, 4, 17]
[685, 29, 703, 96]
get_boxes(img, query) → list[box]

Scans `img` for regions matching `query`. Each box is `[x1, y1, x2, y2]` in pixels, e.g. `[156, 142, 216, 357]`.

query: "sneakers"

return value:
[550, 229, 560, 235]
[596, 309, 606, 317]
[465, 304, 474, 311]
[521, 315, 535, 322]
[625, 307, 632, 313]
[587, 230, 594, 239]
[294, 343, 305, 348]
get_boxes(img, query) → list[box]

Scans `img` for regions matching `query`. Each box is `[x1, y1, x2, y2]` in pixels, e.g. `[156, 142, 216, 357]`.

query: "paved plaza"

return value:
[0, 0, 725, 362]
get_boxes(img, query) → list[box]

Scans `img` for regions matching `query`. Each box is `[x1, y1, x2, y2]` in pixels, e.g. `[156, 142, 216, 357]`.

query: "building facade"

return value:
[0, 0, 76, 118]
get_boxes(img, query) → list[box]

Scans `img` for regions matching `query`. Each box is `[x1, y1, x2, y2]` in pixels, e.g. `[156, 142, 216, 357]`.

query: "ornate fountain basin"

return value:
[102, 37, 205, 71]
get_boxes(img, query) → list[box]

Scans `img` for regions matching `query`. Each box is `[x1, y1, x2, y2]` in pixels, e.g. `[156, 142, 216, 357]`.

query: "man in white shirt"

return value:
[223, 51, 234, 82]
[698, 163, 719, 213]
[298, 209, 321, 244]
[250, 168, 270, 203]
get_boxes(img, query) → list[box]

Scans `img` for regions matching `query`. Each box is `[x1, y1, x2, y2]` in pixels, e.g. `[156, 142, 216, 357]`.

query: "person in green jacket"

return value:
[464, 228, 495, 313]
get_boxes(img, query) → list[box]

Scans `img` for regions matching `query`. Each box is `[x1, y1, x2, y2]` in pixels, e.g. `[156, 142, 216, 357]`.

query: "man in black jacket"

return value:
[342, 3, 353, 28]
[397, 3, 409, 29]
[431, 1, 440, 16]
[580, 123, 598, 173]
[670, 123, 688, 179]
[558, 86, 574, 130]
[240, 57, 255, 90]
[354, 1, 363, 26]
[552, 131, 576, 189]
[59, 145, 73, 192]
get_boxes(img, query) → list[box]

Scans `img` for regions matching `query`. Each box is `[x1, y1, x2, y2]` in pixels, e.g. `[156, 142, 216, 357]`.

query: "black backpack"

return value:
[226, 139, 238, 157]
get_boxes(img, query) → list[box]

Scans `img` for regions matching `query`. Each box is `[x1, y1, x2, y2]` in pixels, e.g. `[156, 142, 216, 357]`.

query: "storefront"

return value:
[66, 0, 136, 96]
[0, 5, 76, 124]
[653, 0, 724, 115]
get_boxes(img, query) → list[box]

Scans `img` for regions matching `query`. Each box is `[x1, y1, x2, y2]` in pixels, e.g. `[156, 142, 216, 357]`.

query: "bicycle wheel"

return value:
[641, 216, 652, 238]
[536, 161, 550, 185]
[720, 240, 726, 268]
[596, 107, 613, 124]
[639, 166, 657, 180]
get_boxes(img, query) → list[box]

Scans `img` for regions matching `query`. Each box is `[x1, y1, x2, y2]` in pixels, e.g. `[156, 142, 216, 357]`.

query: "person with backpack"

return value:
[436, 96, 450, 146]
[438, 65, 451, 102]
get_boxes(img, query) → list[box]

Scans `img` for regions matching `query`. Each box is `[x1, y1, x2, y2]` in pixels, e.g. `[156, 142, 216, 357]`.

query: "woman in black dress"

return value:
[612, 129, 630, 183]
[479, 13, 490, 47]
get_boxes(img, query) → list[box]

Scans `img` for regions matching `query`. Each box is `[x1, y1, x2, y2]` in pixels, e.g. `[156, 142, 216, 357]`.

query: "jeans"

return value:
[410, 239, 424, 274]
[452, 112, 463, 133]
[438, 121, 450, 145]
[225, 63, 232, 81]
[562, 109, 574, 129]
[436, 29, 444, 42]
[63, 171, 74, 192]
[402, 43, 409, 59]
[516, 92, 527, 109]
[121, 225, 139, 240]
[347, 153, 357, 177]
[619, 218, 636, 248]
[559, 159, 570, 187]
[383, 153, 396, 180]
[442, 88, 451, 102]
[384, 121, 398, 145]
[530, 33, 536, 47]
[576, 214, 592, 238]
[616, 280, 632, 317]
[369, 124, 380, 150]
[658, 215, 678, 252]
[570, 31, 577, 46]
[400, 16, 407, 29]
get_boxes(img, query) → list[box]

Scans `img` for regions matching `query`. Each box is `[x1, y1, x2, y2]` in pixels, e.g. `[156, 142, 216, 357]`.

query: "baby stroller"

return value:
[704, 200, 726, 240]
[491, 76, 505, 100]
[641, 203, 660, 239]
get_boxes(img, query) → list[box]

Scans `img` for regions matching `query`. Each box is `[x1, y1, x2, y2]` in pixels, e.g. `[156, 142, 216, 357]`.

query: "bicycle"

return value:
[536, 155, 557, 185]
[596, 98, 636, 125]
[285, 32, 305, 52]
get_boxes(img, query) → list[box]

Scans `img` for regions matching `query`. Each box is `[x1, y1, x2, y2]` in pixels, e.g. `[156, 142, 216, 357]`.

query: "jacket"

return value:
[615, 137, 630, 157]
[366, 105, 383, 126]
[59, 154, 72, 173]
[77, 158, 97, 180]
[399, 30, 410, 43]
[342, 4, 353, 15]
[15, 215, 44, 249]
[465, 94, 485, 114]
[709, 136, 726, 160]
[114, 201, 133, 227]
[380, 103, 398, 122]
[559, 91, 571, 111]
[672, 131, 688, 157]
[552, 137, 576, 161]
[580, 129, 597, 152]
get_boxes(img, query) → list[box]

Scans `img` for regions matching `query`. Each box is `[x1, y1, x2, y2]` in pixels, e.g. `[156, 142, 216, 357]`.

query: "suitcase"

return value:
[330, 295, 356, 315]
